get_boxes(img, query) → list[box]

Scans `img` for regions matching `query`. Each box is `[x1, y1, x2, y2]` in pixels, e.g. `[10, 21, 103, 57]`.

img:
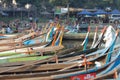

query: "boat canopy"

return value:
[109, 9, 120, 14]
[94, 9, 107, 15]
[77, 9, 93, 15]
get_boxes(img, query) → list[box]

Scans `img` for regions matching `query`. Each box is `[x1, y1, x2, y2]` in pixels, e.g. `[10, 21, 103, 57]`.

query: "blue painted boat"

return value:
[0, 36, 8, 39]
[23, 27, 55, 46]
[43, 49, 120, 80]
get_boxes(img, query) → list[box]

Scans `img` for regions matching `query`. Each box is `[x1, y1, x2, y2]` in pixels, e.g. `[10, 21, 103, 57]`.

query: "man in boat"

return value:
[6, 25, 13, 34]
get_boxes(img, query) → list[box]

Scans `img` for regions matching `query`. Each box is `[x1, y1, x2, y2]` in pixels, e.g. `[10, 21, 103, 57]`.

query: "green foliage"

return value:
[48, 0, 120, 9]
[1, 0, 120, 12]
[2, 0, 120, 9]
[1, 0, 120, 10]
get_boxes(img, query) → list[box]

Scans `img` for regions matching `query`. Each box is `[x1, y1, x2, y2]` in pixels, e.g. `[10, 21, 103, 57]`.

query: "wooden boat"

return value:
[0, 31, 47, 46]
[0, 47, 109, 73]
[0, 25, 99, 66]
[0, 27, 100, 71]
[1, 26, 97, 66]
[0, 22, 53, 46]
[0, 33, 23, 40]
[0, 21, 51, 40]
[0, 46, 83, 67]
[0, 43, 119, 80]
[0, 26, 64, 64]
[0, 25, 61, 52]
[51, 51, 120, 80]
[0, 26, 119, 80]
[0, 46, 97, 68]
[94, 64, 120, 79]
[0, 28, 117, 72]
[0, 25, 115, 65]
[0, 28, 97, 64]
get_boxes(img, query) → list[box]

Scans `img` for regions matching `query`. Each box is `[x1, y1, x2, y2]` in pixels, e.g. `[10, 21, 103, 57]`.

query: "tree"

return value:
[49, 0, 69, 6]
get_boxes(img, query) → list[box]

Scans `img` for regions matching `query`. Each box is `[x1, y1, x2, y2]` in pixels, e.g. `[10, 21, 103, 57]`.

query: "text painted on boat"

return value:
[71, 73, 96, 80]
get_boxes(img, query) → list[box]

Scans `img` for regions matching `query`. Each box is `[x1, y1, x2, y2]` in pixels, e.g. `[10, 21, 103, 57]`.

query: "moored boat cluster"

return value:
[0, 20, 120, 80]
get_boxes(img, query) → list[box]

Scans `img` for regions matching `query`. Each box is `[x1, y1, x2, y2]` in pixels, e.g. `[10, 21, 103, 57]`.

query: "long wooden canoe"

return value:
[0, 48, 119, 80]
[2, 29, 119, 79]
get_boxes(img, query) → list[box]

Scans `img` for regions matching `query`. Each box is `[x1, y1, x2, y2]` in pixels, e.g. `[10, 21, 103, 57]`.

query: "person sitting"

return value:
[1, 25, 6, 34]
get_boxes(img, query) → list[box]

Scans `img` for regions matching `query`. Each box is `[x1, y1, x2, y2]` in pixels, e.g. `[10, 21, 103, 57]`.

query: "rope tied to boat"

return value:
[81, 55, 93, 70]
[26, 47, 34, 54]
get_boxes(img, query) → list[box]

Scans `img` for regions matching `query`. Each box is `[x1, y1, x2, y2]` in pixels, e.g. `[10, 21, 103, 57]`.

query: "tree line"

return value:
[1, 0, 120, 15]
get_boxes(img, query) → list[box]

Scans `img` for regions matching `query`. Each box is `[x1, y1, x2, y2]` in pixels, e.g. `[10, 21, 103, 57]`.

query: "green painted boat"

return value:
[0, 54, 51, 64]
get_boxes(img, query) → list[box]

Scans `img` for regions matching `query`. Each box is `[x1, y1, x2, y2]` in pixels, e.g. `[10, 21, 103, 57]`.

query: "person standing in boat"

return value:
[29, 15, 33, 23]
[76, 21, 80, 32]
[6, 24, 13, 34]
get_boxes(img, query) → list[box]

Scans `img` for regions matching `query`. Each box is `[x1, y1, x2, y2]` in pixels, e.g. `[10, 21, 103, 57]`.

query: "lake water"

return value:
[63, 39, 92, 49]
